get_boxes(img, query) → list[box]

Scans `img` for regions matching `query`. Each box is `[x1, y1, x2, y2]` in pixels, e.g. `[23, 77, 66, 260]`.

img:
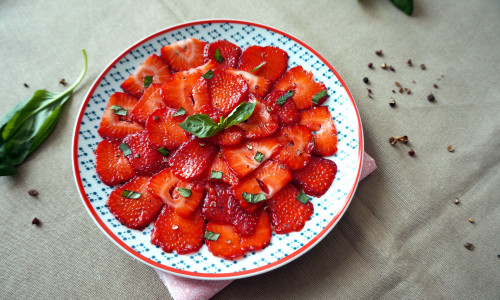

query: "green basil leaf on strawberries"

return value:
[204, 230, 220, 241]
[276, 90, 295, 106]
[242, 192, 266, 204]
[178, 187, 192, 197]
[222, 102, 256, 129]
[311, 90, 327, 104]
[254, 151, 264, 163]
[389, 0, 413, 15]
[119, 142, 132, 156]
[109, 105, 127, 116]
[179, 114, 222, 138]
[296, 191, 310, 204]
[214, 49, 224, 63]
[157, 147, 170, 157]
[122, 190, 141, 199]
[172, 107, 186, 117]
[143, 75, 153, 88]
[250, 62, 266, 73]
[201, 69, 214, 80]
[211, 171, 223, 179]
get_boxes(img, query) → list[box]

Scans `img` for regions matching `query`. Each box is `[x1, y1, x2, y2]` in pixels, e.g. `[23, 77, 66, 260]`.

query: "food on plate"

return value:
[94, 39, 338, 259]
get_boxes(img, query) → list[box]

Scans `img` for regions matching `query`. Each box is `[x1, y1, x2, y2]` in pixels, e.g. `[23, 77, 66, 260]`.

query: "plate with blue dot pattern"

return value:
[73, 20, 363, 280]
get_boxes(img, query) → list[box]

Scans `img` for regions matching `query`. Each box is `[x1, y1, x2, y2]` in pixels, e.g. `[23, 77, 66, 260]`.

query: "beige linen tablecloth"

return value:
[1, 1, 499, 299]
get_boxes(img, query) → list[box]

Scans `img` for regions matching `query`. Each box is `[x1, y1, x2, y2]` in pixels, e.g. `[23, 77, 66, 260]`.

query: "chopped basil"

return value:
[250, 62, 266, 73]
[296, 191, 310, 204]
[122, 190, 141, 199]
[211, 171, 223, 179]
[109, 105, 127, 116]
[119, 142, 132, 157]
[254, 151, 265, 163]
[204, 230, 220, 241]
[178, 187, 192, 197]
[242, 192, 266, 204]
[143, 75, 153, 88]
[157, 147, 170, 157]
[201, 69, 214, 79]
[172, 107, 186, 116]
[276, 90, 295, 106]
[214, 49, 224, 63]
[311, 90, 328, 104]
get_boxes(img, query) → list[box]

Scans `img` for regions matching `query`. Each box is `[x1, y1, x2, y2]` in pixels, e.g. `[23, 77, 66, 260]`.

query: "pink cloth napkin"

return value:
[156, 154, 377, 300]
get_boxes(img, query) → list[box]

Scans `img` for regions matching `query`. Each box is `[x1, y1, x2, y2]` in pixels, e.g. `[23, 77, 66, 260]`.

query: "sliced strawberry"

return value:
[267, 184, 314, 234]
[208, 70, 249, 116]
[121, 54, 171, 98]
[107, 176, 164, 230]
[98, 92, 144, 139]
[95, 139, 136, 186]
[232, 174, 264, 213]
[191, 77, 211, 110]
[262, 90, 300, 125]
[272, 66, 328, 110]
[238, 45, 288, 84]
[151, 206, 206, 254]
[205, 223, 245, 259]
[299, 106, 338, 156]
[169, 139, 218, 181]
[195, 59, 218, 75]
[130, 83, 165, 125]
[160, 38, 207, 72]
[226, 68, 271, 97]
[240, 209, 272, 251]
[292, 156, 337, 197]
[194, 104, 223, 123]
[148, 168, 204, 217]
[273, 125, 314, 170]
[145, 107, 190, 149]
[206, 152, 239, 186]
[221, 137, 282, 178]
[204, 40, 242, 69]
[236, 95, 279, 139]
[208, 126, 245, 146]
[123, 130, 169, 175]
[161, 71, 201, 115]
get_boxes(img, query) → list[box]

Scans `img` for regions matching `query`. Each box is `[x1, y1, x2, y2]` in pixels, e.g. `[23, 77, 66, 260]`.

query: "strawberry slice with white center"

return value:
[169, 139, 219, 181]
[160, 38, 207, 72]
[94, 139, 136, 186]
[98, 92, 144, 139]
[238, 45, 289, 85]
[236, 95, 279, 139]
[121, 54, 171, 98]
[221, 137, 282, 178]
[273, 124, 314, 170]
[145, 107, 190, 149]
[299, 106, 338, 156]
[130, 83, 165, 125]
[148, 168, 204, 217]
[208, 69, 249, 116]
[226, 67, 271, 97]
[206, 152, 239, 186]
[204, 40, 242, 69]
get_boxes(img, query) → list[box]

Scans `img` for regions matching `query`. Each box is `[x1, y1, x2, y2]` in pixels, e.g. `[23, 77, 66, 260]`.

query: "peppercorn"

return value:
[363, 77, 369, 84]
[390, 100, 396, 107]
[427, 93, 435, 101]
[368, 62, 373, 69]
[28, 189, 38, 197]
[375, 50, 383, 56]
[32, 218, 41, 225]
[407, 59, 413, 66]
[408, 149, 415, 156]
[464, 243, 474, 251]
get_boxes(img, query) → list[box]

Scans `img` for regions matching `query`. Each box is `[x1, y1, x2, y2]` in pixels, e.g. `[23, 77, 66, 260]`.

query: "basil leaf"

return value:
[211, 171, 223, 179]
[122, 190, 141, 199]
[222, 102, 256, 129]
[311, 90, 328, 104]
[214, 49, 224, 63]
[109, 105, 127, 116]
[242, 192, 266, 204]
[172, 107, 186, 117]
[178, 187, 192, 197]
[119, 142, 132, 156]
[143, 75, 153, 87]
[251, 62, 266, 73]
[254, 151, 264, 163]
[276, 90, 295, 106]
[157, 147, 170, 157]
[179, 114, 223, 138]
[204, 230, 220, 241]
[389, 0, 413, 15]
[201, 69, 214, 80]
[296, 191, 310, 204]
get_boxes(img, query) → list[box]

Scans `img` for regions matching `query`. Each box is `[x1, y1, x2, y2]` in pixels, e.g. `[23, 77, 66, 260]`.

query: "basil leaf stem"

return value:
[389, 0, 413, 15]
[276, 90, 295, 106]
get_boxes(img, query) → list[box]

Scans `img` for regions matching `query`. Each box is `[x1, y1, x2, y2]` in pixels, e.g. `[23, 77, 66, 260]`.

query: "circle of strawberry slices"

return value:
[94, 38, 338, 260]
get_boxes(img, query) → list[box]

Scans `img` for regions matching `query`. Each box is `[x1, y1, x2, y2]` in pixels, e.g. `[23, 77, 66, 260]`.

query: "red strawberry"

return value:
[122, 130, 169, 175]
[151, 206, 206, 254]
[148, 168, 204, 217]
[160, 38, 207, 72]
[145, 107, 190, 149]
[236, 96, 279, 139]
[299, 106, 338, 156]
[206, 152, 239, 186]
[208, 126, 245, 146]
[272, 66, 328, 110]
[238, 45, 288, 84]
[267, 184, 314, 234]
[231, 174, 264, 213]
[292, 156, 337, 197]
[240, 209, 272, 251]
[262, 90, 300, 125]
[161, 71, 202, 115]
[191, 77, 211, 111]
[107, 176, 164, 230]
[226, 68, 271, 97]
[195, 59, 218, 75]
[130, 83, 165, 125]
[95, 139, 136, 186]
[98, 92, 144, 139]
[205, 223, 245, 259]
[221, 137, 282, 178]
[208, 70, 249, 116]
[204, 40, 242, 69]
[121, 54, 171, 98]
[194, 104, 223, 123]
[168, 139, 218, 181]
[273, 125, 314, 170]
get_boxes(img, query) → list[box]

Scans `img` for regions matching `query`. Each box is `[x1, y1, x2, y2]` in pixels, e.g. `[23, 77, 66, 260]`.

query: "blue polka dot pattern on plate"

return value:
[73, 20, 362, 280]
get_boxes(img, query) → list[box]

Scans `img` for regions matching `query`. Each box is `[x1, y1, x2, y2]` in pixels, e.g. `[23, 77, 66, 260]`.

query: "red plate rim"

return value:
[72, 19, 364, 280]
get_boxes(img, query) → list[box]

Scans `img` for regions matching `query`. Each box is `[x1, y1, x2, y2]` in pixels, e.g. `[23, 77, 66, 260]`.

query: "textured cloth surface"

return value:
[1, 1, 499, 299]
